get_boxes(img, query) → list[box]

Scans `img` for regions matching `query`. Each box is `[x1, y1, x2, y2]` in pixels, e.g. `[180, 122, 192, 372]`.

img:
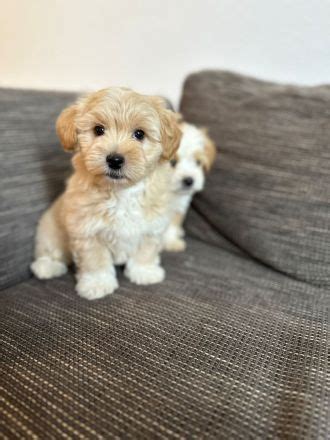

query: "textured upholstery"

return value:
[1, 238, 329, 439]
[0, 88, 77, 289]
[180, 71, 330, 287]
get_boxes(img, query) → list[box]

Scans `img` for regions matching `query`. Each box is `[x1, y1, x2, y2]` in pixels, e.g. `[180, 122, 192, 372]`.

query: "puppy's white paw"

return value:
[125, 263, 165, 285]
[76, 271, 118, 300]
[163, 224, 186, 252]
[164, 238, 187, 252]
[31, 257, 67, 279]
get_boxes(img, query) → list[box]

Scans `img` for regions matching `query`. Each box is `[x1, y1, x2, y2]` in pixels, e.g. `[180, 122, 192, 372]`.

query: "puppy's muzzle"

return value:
[106, 154, 125, 170]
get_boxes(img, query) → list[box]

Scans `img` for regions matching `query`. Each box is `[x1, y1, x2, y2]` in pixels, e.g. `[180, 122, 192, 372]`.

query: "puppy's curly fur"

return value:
[31, 88, 182, 299]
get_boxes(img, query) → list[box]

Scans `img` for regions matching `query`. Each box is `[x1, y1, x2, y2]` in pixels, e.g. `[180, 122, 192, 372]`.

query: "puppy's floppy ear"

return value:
[150, 97, 182, 160]
[160, 109, 182, 160]
[201, 129, 217, 172]
[56, 104, 79, 152]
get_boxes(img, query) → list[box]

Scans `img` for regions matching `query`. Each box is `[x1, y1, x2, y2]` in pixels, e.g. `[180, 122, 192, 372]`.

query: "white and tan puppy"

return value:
[164, 122, 216, 252]
[31, 87, 181, 299]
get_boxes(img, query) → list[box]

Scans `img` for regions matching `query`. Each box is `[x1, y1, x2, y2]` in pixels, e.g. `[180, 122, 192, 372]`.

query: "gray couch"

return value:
[1, 71, 329, 439]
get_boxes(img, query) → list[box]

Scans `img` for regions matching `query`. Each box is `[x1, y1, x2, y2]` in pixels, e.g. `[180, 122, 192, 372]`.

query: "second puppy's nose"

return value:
[106, 154, 125, 170]
[182, 177, 194, 187]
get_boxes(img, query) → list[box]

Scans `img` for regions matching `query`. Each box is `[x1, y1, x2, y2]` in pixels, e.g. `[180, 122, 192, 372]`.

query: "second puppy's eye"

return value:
[170, 159, 177, 167]
[133, 129, 145, 141]
[94, 125, 105, 136]
[196, 159, 202, 166]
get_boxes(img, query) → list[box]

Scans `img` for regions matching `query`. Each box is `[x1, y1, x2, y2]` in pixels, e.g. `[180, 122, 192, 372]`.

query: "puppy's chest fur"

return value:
[104, 182, 147, 242]
[65, 165, 172, 264]
[173, 193, 193, 215]
[101, 180, 169, 264]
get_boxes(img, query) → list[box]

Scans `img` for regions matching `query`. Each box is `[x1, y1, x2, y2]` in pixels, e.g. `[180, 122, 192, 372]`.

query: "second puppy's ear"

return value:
[201, 129, 217, 172]
[150, 97, 182, 160]
[56, 104, 79, 152]
[160, 108, 182, 160]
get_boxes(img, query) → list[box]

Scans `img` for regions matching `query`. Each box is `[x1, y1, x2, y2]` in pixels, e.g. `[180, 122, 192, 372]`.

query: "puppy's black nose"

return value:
[182, 177, 194, 187]
[106, 154, 125, 170]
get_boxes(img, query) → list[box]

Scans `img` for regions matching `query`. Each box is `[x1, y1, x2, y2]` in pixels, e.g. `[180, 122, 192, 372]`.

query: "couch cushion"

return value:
[185, 207, 245, 255]
[0, 238, 328, 438]
[180, 71, 330, 287]
[0, 88, 77, 289]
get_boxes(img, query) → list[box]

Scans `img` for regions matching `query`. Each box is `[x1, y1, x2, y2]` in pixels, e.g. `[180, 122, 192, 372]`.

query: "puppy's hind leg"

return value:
[163, 212, 187, 252]
[31, 201, 69, 280]
[125, 236, 165, 285]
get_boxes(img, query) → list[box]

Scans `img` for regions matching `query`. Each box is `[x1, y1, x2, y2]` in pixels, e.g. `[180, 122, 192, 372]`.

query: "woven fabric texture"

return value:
[180, 70, 330, 287]
[1, 238, 329, 439]
[0, 88, 77, 289]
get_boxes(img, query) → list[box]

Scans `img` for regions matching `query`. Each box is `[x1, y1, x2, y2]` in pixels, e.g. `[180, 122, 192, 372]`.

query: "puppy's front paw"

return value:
[76, 271, 118, 300]
[164, 238, 187, 252]
[125, 264, 165, 285]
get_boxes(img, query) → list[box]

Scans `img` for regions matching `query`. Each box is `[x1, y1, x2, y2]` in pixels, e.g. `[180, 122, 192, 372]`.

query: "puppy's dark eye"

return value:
[133, 129, 145, 141]
[196, 159, 202, 166]
[170, 159, 177, 167]
[94, 125, 105, 136]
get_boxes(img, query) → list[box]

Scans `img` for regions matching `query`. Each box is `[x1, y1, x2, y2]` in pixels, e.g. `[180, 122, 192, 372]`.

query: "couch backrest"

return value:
[180, 70, 330, 287]
[0, 88, 77, 289]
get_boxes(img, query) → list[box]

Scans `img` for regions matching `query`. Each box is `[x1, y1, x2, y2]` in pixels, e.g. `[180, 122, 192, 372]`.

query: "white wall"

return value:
[1, 0, 330, 106]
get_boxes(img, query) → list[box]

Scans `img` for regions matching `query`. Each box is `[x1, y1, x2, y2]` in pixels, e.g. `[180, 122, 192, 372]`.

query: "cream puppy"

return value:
[164, 122, 216, 252]
[31, 88, 181, 299]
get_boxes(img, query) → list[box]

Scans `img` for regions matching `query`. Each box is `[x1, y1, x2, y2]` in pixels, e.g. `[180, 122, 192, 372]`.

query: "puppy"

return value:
[31, 87, 181, 299]
[163, 122, 216, 252]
